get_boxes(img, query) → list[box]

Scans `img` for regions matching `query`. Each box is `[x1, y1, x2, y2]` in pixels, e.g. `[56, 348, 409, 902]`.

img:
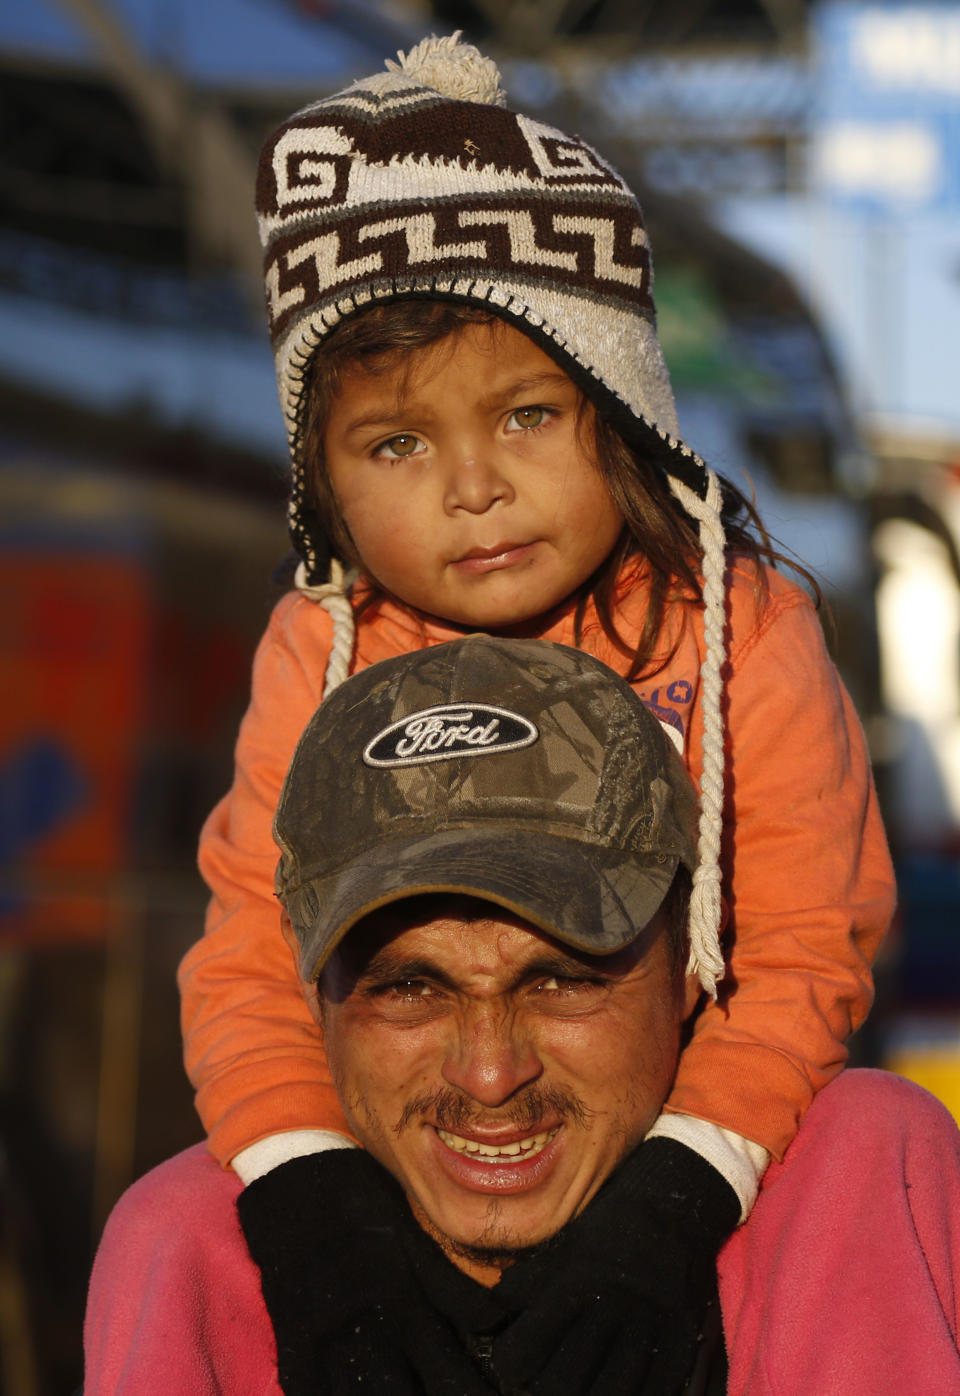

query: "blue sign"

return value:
[813, 2, 960, 212]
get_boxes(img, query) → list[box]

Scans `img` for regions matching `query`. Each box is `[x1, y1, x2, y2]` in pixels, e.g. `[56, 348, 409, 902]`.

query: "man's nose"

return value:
[441, 1005, 542, 1107]
[443, 454, 514, 516]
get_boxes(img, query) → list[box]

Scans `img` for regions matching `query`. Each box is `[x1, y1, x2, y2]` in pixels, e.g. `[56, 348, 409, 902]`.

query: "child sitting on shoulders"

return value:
[179, 32, 895, 1392]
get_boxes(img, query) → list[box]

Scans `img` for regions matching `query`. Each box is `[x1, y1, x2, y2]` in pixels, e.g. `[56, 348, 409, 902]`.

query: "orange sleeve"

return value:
[665, 573, 896, 1158]
[179, 592, 351, 1166]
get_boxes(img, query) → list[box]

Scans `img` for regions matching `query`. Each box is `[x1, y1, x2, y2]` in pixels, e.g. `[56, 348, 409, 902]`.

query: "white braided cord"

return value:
[668, 466, 728, 996]
[293, 558, 355, 697]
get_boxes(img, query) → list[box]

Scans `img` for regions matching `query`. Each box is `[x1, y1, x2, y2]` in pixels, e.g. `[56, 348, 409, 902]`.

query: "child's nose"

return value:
[443, 455, 514, 515]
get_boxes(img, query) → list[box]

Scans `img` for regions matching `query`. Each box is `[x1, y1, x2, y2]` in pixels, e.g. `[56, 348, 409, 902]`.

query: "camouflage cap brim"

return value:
[285, 824, 683, 982]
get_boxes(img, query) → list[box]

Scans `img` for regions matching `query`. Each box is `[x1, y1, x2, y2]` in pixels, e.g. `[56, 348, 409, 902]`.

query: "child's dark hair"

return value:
[300, 299, 813, 682]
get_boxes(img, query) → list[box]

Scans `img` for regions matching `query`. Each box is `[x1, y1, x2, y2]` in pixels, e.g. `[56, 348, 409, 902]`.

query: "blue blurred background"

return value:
[1, 1, 959, 1390]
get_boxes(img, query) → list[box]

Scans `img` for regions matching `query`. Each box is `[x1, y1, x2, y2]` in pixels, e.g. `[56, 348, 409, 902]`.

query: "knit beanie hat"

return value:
[255, 35, 728, 995]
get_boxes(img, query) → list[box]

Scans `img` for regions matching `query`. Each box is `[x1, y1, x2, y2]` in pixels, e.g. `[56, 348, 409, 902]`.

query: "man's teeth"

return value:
[437, 1127, 557, 1161]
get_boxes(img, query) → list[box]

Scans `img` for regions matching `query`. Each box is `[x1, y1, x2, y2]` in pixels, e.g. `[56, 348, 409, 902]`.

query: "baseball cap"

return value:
[274, 635, 698, 981]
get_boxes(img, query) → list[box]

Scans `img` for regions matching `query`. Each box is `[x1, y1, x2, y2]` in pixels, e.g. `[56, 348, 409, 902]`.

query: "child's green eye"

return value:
[508, 406, 546, 431]
[376, 434, 422, 458]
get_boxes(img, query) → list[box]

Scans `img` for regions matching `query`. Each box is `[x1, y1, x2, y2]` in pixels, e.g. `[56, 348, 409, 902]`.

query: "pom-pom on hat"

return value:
[255, 32, 712, 583]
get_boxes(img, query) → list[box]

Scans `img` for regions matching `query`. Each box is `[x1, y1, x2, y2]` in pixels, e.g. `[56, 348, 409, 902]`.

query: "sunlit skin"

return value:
[316, 898, 700, 1287]
[323, 321, 626, 630]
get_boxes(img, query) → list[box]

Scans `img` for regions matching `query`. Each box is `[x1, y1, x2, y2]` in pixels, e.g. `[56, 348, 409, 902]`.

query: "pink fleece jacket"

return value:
[83, 1071, 960, 1395]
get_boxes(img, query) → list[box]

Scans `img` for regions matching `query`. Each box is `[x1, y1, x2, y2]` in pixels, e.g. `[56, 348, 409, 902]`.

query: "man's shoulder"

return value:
[105, 1144, 240, 1238]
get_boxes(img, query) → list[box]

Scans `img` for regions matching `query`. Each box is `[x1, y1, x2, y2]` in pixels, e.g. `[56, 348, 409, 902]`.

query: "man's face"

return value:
[319, 897, 697, 1284]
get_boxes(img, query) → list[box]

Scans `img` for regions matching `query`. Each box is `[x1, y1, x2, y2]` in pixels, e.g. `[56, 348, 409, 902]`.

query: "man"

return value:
[241, 635, 735, 1395]
[83, 638, 960, 1395]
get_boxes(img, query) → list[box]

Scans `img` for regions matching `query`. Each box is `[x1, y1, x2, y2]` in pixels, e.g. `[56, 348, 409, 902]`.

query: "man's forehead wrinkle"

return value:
[341, 893, 521, 971]
[371, 923, 540, 990]
[489, 936, 614, 983]
[341, 905, 661, 987]
[360, 920, 646, 997]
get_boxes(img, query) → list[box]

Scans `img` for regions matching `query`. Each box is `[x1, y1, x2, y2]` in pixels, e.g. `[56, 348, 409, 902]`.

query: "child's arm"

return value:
[665, 568, 896, 1163]
[647, 1114, 769, 1220]
[179, 590, 352, 1167]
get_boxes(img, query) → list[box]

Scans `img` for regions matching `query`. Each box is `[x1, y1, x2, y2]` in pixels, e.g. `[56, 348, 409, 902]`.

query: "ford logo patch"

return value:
[363, 703, 539, 767]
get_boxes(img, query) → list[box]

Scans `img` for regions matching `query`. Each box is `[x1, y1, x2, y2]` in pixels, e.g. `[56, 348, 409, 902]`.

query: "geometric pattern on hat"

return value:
[255, 32, 711, 581]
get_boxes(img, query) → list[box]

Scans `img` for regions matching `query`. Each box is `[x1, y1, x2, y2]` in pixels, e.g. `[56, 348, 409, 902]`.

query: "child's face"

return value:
[322, 320, 624, 629]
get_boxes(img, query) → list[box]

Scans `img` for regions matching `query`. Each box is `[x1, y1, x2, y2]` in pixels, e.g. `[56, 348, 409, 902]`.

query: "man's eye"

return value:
[378, 979, 435, 1000]
[373, 433, 424, 459]
[505, 405, 549, 432]
[536, 975, 604, 996]
[365, 978, 446, 1020]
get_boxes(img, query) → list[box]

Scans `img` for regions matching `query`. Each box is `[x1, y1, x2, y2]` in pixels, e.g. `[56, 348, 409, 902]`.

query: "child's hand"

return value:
[489, 1137, 739, 1394]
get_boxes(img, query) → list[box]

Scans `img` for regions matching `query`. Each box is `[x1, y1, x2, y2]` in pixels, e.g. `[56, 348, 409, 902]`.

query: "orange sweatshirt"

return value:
[180, 563, 895, 1167]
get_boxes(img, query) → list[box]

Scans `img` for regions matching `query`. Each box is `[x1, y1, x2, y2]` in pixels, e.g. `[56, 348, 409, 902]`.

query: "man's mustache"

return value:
[395, 1084, 593, 1136]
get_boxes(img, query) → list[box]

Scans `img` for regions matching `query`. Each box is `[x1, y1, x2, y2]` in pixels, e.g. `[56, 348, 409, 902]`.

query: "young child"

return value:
[179, 29, 894, 1376]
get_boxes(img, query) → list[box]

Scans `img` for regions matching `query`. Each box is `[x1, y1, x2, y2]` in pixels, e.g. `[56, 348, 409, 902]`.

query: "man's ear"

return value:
[681, 972, 702, 1022]
[279, 906, 303, 974]
[280, 908, 325, 1032]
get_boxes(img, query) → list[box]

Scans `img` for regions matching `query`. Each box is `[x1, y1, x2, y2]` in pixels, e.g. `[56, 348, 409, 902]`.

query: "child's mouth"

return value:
[453, 542, 535, 574]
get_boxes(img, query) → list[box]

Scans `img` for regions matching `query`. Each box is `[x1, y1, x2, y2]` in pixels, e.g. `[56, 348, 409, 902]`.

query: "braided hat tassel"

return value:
[668, 466, 728, 996]
[294, 559, 356, 698]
